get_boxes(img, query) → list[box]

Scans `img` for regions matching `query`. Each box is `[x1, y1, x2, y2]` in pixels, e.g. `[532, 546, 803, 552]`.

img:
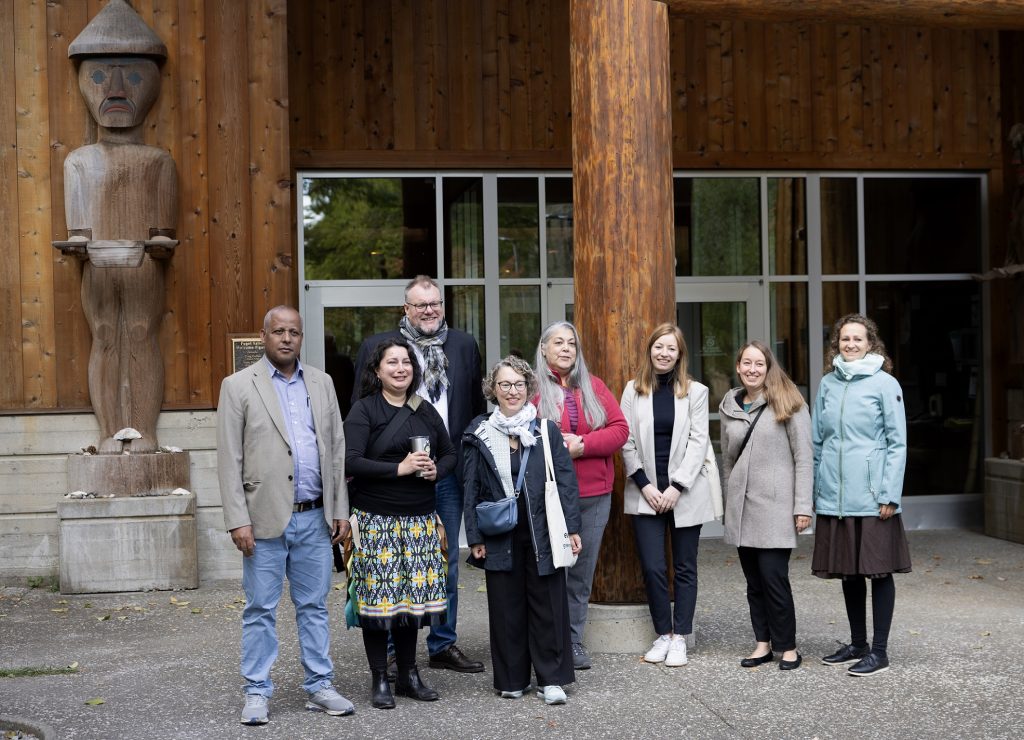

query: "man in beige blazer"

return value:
[218, 305, 352, 725]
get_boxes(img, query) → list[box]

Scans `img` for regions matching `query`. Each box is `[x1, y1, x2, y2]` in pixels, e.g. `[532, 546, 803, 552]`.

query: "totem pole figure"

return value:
[54, 0, 178, 453]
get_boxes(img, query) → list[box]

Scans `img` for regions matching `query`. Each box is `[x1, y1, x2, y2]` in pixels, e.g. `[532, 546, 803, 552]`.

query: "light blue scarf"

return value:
[832, 353, 884, 380]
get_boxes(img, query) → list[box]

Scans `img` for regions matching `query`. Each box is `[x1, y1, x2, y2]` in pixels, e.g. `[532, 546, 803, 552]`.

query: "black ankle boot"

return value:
[371, 669, 396, 709]
[395, 666, 439, 701]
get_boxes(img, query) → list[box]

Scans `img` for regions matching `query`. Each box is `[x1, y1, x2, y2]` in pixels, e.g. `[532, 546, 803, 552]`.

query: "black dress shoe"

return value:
[371, 670, 395, 709]
[847, 651, 889, 677]
[395, 666, 439, 701]
[821, 642, 870, 666]
[428, 645, 484, 673]
[779, 653, 802, 671]
[740, 652, 774, 668]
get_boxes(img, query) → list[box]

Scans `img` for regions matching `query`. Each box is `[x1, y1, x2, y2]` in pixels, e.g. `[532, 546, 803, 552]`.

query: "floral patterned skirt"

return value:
[350, 508, 447, 630]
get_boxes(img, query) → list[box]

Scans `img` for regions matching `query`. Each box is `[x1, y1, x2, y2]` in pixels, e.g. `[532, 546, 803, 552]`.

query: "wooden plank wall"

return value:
[0, 0, 293, 413]
[290, 3, 1003, 171]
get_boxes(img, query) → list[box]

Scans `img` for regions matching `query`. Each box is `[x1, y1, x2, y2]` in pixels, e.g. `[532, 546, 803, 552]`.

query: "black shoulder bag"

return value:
[736, 403, 767, 460]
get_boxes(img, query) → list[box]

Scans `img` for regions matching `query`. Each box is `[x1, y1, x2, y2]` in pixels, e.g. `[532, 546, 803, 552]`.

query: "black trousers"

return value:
[484, 532, 574, 692]
[737, 546, 797, 652]
[632, 514, 701, 635]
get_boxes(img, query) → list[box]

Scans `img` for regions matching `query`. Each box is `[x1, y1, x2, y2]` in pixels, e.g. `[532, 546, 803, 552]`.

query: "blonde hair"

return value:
[735, 340, 805, 422]
[634, 323, 690, 398]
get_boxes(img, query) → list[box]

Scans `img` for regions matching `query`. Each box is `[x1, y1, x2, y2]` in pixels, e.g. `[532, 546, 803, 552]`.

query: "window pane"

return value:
[822, 178, 858, 274]
[500, 285, 540, 359]
[864, 177, 982, 274]
[324, 305, 404, 417]
[677, 300, 746, 413]
[867, 281, 982, 494]
[444, 285, 485, 372]
[545, 177, 574, 278]
[675, 178, 761, 276]
[768, 178, 807, 275]
[770, 282, 809, 400]
[498, 179, 540, 278]
[822, 281, 859, 370]
[443, 178, 484, 279]
[303, 178, 437, 280]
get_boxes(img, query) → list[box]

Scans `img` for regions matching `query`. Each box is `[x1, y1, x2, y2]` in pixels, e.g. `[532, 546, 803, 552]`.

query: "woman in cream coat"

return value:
[621, 323, 720, 668]
[719, 340, 812, 671]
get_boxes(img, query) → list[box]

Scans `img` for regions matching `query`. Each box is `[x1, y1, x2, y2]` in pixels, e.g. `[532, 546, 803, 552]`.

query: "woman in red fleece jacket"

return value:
[533, 321, 629, 671]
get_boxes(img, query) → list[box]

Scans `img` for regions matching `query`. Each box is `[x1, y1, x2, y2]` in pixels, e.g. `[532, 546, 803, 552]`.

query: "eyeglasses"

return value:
[406, 301, 444, 312]
[496, 381, 527, 393]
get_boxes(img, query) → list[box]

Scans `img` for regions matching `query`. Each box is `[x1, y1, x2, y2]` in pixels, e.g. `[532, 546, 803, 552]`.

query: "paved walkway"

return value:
[1, 529, 1022, 739]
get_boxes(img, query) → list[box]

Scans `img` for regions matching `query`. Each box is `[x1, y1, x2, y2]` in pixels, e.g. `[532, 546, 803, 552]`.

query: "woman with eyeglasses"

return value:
[533, 321, 630, 671]
[463, 356, 582, 705]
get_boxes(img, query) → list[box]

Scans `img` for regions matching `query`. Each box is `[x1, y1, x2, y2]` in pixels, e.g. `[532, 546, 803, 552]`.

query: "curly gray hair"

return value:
[482, 355, 538, 402]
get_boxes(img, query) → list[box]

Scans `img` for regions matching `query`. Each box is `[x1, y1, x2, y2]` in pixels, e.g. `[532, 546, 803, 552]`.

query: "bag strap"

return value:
[367, 395, 422, 460]
[539, 420, 556, 483]
[513, 420, 536, 495]
[736, 403, 767, 460]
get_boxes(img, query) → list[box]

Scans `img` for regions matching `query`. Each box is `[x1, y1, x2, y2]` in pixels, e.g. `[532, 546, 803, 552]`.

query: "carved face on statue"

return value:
[78, 56, 160, 129]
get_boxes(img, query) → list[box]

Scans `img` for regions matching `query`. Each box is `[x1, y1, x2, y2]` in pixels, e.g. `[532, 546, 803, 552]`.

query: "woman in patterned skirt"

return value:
[344, 338, 457, 709]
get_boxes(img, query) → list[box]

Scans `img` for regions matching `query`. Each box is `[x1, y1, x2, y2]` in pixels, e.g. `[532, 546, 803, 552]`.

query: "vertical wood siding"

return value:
[0, 0, 292, 413]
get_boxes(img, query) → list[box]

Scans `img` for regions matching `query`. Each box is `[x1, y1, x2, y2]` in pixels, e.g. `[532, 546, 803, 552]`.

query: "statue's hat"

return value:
[68, 0, 167, 61]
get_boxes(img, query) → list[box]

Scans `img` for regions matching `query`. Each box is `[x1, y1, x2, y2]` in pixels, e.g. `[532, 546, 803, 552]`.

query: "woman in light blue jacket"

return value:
[811, 313, 912, 677]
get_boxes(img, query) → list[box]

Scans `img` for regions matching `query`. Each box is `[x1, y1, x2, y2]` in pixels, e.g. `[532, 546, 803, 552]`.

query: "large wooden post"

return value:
[571, 0, 675, 602]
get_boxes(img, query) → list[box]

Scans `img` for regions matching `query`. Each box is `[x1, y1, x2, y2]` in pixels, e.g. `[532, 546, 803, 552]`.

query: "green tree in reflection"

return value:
[303, 178, 405, 280]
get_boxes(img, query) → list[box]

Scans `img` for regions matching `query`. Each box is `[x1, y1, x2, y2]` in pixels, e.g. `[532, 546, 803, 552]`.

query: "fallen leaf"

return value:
[969, 575, 984, 580]
[191, 607, 202, 614]
[85, 697, 105, 706]
[476, 585, 487, 592]
[175, 601, 191, 607]
[51, 608, 68, 613]
[97, 615, 110, 621]
[57, 599, 68, 605]
[997, 577, 1007, 582]
[117, 616, 128, 621]
[224, 603, 237, 609]
[333, 583, 344, 591]
[83, 602, 93, 608]
[170, 596, 179, 604]
[980, 631, 991, 637]
[909, 630, 921, 635]
[68, 661, 79, 669]
[975, 558, 993, 565]
[132, 606, 144, 612]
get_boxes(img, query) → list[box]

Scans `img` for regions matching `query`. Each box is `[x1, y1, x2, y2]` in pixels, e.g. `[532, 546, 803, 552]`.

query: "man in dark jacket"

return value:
[352, 275, 486, 672]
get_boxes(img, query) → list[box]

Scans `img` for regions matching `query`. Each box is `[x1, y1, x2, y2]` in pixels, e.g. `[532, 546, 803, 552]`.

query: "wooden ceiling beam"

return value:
[664, 0, 1024, 30]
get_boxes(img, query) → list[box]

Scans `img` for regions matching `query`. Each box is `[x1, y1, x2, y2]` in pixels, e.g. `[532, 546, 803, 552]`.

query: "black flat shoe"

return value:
[821, 642, 869, 666]
[395, 666, 439, 701]
[779, 653, 802, 671]
[371, 670, 395, 709]
[847, 651, 889, 677]
[740, 652, 774, 668]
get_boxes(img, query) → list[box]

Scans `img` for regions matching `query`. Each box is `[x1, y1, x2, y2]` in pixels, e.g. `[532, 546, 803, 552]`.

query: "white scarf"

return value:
[476, 402, 538, 500]
[833, 353, 884, 380]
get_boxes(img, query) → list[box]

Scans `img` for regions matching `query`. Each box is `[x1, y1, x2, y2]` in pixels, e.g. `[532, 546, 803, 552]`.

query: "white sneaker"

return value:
[665, 635, 688, 667]
[538, 685, 567, 705]
[240, 693, 269, 725]
[643, 634, 672, 663]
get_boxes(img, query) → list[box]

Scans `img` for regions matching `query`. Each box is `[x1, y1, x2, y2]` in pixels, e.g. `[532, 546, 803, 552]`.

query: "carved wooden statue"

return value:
[54, 0, 178, 453]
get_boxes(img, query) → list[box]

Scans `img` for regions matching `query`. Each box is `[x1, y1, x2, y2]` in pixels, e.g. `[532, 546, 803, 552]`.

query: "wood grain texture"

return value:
[571, 0, 675, 603]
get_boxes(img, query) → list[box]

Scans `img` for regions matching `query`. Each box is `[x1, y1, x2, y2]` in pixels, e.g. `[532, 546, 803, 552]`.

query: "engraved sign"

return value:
[230, 335, 264, 373]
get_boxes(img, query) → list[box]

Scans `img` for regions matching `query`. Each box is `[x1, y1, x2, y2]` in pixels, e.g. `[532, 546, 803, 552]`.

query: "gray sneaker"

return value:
[305, 686, 355, 716]
[240, 693, 269, 725]
[572, 642, 592, 670]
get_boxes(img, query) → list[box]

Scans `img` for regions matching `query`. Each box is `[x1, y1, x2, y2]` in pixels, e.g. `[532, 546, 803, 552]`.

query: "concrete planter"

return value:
[58, 492, 198, 594]
[984, 457, 1024, 545]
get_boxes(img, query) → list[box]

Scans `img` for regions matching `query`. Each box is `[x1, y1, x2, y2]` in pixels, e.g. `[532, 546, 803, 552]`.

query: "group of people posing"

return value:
[218, 275, 911, 726]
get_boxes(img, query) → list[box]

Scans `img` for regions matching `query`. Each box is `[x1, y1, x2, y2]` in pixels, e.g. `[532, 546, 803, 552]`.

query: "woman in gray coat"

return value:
[719, 340, 812, 671]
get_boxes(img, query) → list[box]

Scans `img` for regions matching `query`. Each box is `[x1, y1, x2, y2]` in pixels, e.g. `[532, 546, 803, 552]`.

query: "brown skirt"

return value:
[811, 514, 912, 579]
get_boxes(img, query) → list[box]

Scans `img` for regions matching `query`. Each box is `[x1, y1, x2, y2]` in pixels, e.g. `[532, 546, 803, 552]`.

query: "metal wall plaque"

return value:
[229, 334, 264, 374]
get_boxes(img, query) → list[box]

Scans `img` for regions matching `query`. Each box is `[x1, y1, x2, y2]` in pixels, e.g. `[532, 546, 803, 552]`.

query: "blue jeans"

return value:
[241, 508, 334, 696]
[427, 473, 463, 655]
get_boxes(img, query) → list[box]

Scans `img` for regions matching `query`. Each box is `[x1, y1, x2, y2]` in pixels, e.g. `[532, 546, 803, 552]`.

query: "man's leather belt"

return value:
[293, 497, 324, 513]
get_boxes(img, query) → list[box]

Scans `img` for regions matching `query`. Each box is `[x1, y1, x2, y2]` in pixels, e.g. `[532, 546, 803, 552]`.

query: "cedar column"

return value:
[571, 0, 675, 602]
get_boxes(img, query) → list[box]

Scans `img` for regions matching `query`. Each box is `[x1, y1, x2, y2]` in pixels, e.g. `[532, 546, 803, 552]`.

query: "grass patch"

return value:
[0, 665, 79, 678]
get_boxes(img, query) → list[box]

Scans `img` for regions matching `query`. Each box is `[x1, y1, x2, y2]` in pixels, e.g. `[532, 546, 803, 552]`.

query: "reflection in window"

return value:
[677, 300, 746, 413]
[303, 178, 437, 280]
[821, 178, 858, 274]
[324, 305, 405, 416]
[865, 178, 981, 274]
[498, 179, 540, 278]
[768, 178, 807, 275]
[675, 178, 760, 276]
[499, 285, 540, 359]
[445, 285, 485, 370]
[545, 177, 574, 278]
[867, 282, 982, 494]
[770, 282, 809, 400]
[444, 178, 484, 279]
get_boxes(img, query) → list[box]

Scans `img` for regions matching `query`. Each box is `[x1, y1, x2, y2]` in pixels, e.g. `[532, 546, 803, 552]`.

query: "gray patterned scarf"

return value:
[399, 315, 449, 403]
[475, 403, 538, 500]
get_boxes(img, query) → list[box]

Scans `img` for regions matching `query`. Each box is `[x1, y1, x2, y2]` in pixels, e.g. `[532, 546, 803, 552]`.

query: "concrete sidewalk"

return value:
[1, 529, 1022, 739]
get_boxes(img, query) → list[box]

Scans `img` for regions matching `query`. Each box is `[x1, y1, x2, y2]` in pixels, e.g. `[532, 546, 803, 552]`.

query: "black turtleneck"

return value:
[630, 372, 676, 491]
